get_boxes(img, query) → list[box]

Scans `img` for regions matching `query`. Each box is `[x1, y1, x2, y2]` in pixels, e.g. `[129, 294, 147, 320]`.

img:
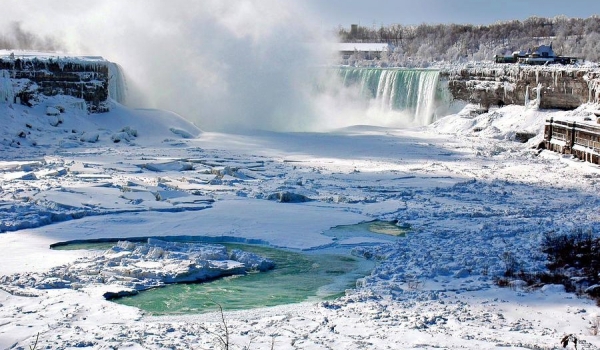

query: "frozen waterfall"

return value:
[0, 70, 14, 104]
[107, 62, 128, 105]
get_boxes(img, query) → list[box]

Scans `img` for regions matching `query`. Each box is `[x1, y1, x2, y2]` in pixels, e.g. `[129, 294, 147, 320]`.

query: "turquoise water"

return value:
[53, 242, 116, 251]
[54, 241, 375, 315]
[51, 221, 409, 315]
[324, 220, 409, 241]
[114, 243, 374, 315]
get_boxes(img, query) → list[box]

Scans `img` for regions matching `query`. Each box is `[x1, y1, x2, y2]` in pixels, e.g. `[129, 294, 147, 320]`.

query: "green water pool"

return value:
[51, 220, 408, 315]
[115, 244, 374, 315]
[55, 241, 375, 315]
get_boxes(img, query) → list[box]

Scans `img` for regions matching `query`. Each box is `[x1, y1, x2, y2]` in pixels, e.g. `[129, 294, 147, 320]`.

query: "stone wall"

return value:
[0, 57, 110, 113]
[442, 65, 600, 110]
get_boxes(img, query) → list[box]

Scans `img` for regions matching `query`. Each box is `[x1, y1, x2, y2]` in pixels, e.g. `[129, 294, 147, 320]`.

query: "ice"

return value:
[0, 69, 14, 103]
[142, 160, 194, 172]
[1, 239, 273, 297]
[2, 64, 600, 349]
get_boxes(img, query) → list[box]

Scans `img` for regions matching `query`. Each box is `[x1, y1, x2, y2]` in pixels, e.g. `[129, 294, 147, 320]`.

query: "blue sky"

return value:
[306, 0, 600, 28]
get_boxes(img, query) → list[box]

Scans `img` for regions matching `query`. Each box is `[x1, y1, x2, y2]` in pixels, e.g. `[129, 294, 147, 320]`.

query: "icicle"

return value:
[0, 69, 15, 104]
[525, 85, 530, 108]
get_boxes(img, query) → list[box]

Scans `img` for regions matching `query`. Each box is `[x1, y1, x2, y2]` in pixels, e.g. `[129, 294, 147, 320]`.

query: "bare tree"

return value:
[335, 15, 600, 65]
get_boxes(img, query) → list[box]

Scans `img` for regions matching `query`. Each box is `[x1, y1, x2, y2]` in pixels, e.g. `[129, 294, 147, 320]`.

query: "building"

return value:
[495, 43, 577, 65]
[338, 43, 392, 60]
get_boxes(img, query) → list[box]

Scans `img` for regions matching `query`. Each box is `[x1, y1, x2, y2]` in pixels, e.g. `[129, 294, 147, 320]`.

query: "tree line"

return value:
[2, 16, 600, 66]
[336, 16, 600, 66]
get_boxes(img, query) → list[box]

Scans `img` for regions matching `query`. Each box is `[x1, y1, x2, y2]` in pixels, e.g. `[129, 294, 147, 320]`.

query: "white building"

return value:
[338, 43, 392, 60]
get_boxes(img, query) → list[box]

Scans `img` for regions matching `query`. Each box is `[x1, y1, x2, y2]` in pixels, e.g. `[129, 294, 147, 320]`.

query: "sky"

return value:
[305, 0, 600, 28]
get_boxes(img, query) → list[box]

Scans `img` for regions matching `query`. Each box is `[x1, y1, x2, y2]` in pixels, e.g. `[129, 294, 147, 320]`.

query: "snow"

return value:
[337, 43, 391, 54]
[2, 73, 600, 349]
[0, 238, 274, 298]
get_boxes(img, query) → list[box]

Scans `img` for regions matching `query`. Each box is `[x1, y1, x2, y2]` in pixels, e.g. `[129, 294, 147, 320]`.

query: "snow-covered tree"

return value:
[336, 16, 600, 65]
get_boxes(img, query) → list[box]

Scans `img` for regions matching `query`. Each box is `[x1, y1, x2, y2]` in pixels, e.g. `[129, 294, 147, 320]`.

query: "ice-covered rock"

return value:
[46, 106, 61, 116]
[267, 191, 312, 203]
[170, 127, 194, 139]
[142, 161, 193, 172]
[80, 132, 100, 143]
[444, 64, 600, 110]
[111, 131, 133, 143]
[111, 126, 138, 143]
[541, 284, 566, 294]
[48, 114, 63, 127]
[229, 249, 275, 271]
[0, 239, 274, 299]
[453, 268, 471, 278]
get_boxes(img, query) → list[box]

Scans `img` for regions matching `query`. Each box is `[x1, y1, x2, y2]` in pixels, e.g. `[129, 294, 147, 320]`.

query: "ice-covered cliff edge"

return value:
[0, 50, 126, 113]
[442, 63, 600, 110]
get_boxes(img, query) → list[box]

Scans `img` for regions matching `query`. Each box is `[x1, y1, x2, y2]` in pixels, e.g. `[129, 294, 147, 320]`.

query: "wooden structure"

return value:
[544, 118, 600, 164]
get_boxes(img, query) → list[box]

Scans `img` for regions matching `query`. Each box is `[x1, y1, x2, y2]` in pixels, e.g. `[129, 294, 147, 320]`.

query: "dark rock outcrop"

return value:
[0, 56, 112, 113]
[267, 191, 312, 203]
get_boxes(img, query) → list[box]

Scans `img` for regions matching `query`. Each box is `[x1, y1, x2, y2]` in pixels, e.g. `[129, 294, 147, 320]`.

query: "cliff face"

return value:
[442, 65, 600, 110]
[0, 56, 112, 113]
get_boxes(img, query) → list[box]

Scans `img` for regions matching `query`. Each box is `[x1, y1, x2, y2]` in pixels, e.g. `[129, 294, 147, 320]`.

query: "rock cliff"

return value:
[0, 54, 120, 113]
[442, 65, 600, 110]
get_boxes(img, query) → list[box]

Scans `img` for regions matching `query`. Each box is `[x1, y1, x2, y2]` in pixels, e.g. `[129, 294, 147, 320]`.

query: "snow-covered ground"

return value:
[2, 92, 600, 349]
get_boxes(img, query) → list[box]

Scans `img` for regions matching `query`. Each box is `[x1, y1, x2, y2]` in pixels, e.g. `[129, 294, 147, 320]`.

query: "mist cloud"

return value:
[0, 0, 337, 132]
[0, 22, 64, 52]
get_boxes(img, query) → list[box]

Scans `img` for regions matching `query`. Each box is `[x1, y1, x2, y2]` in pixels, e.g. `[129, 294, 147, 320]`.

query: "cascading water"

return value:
[335, 67, 451, 126]
[107, 62, 128, 105]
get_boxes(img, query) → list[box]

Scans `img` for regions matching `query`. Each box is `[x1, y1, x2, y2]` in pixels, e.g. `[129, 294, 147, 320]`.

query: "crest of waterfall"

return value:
[336, 67, 450, 126]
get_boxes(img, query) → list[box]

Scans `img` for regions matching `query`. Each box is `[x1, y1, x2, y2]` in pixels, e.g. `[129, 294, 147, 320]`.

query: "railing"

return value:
[551, 127, 567, 142]
[575, 134, 600, 153]
[545, 118, 600, 163]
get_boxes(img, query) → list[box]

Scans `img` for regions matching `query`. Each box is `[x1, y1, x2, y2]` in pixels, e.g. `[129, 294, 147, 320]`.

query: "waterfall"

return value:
[107, 62, 128, 105]
[0, 70, 14, 104]
[335, 67, 449, 126]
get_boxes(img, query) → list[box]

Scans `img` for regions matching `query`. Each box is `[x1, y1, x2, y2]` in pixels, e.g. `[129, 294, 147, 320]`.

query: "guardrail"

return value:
[544, 118, 600, 164]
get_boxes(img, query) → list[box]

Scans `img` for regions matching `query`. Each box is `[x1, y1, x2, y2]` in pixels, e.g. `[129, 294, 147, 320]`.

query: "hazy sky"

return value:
[306, 0, 600, 28]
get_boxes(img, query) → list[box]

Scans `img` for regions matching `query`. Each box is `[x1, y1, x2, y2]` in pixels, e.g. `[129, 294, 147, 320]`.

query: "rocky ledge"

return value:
[442, 64, 600, 110]
[0, 53, 124, 113]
